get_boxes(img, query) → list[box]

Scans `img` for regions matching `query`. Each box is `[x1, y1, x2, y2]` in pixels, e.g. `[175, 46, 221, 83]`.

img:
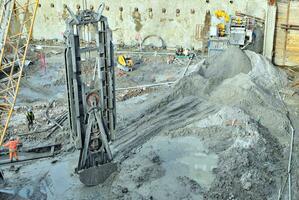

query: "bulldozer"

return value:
[64, 4, 117, 186]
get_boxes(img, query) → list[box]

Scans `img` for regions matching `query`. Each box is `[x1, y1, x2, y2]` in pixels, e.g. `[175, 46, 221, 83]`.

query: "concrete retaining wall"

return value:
[33, 0, 268, 49]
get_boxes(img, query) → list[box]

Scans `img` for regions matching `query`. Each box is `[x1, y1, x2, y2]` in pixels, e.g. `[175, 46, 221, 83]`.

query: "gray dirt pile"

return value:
[203, 46, 252, 80]
[200, 116, 284, 199]
[114, 47, 291, 199]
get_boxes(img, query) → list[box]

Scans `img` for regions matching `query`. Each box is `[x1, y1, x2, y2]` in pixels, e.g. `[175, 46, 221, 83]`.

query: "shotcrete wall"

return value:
[33, 0, 268, 48]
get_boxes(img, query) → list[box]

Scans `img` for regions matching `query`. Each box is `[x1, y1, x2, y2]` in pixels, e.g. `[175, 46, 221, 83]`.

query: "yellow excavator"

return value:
[117, 55, 134, 72]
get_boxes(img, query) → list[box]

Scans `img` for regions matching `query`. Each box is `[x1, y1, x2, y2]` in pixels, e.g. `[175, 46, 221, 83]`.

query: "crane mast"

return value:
[0, 0, 39, 145]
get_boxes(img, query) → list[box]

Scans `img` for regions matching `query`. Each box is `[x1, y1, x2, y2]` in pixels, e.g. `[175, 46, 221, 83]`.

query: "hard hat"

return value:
[9, 137, 14, 141]
[28, 108, 32, 112]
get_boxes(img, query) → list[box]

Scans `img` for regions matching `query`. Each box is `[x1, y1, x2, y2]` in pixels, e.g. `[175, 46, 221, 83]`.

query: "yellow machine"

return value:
[214, 10, 230, 37]
[231, 16, 243, 25]
[217, 23, 226, 37]
[117, 55, 134, 72]
[214, 10, 230, 23]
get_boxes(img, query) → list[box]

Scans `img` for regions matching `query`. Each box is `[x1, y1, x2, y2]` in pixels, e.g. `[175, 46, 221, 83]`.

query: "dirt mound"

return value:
[113, 49, 290, 199]
[204, 46, 252, 80]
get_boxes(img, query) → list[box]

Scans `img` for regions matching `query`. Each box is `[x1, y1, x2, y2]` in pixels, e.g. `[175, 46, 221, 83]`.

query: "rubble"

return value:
[109, 47, 293, 199]
[1, 47, 298, 200]
[1, 1, 298, 199]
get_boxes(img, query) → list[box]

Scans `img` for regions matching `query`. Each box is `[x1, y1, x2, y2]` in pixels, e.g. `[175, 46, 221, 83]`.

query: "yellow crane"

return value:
[0, 0, 39, 145]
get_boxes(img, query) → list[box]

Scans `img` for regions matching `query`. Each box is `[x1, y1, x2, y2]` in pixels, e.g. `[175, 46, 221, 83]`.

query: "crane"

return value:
[0, 0, 39, 145]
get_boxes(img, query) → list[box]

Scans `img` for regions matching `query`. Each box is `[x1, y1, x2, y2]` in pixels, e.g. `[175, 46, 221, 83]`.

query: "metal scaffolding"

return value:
[0, 0, 39, 145]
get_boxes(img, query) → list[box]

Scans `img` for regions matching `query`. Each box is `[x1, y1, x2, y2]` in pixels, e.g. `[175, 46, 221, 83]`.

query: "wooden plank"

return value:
[286, 53, 299, 58]
[274, 2, 299, 66]
[286, 44, 299, 49]
[286, 46, 299, 50]
[274, 49, 296, 55]
[282, 0, 291, 65]
[274, 53, 299, 58]
[276, 41, 299, 47]
[287, 56, 299, 61]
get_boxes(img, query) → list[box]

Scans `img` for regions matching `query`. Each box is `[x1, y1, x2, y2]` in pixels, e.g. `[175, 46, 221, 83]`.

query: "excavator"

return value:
[0, 1, 117, 186]
[117, 55, 134, 71]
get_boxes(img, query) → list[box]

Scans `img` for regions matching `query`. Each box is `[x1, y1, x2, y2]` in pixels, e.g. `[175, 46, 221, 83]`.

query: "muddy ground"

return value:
[1, 46, 299, 200]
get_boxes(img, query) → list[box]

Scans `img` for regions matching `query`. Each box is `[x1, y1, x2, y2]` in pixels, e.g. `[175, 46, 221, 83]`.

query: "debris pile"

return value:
[112, 47, 290, 199]
[2, 47, 296, 200]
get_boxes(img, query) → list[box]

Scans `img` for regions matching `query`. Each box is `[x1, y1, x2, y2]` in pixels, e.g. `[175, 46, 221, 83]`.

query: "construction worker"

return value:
[26, 108, 35, 131]
[3, 137, 20, 162]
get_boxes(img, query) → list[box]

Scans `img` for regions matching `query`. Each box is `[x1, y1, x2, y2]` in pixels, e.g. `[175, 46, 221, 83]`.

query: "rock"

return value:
[242, 181, 252, 190]
[51, 159, 58, 164]
[151, 155, 161, 164]
[122, 187, 128, 193]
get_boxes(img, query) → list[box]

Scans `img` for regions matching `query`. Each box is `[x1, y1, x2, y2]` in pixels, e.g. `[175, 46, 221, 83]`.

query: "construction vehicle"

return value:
[64, 4, 117, 186]
[117, 55, 134, 72]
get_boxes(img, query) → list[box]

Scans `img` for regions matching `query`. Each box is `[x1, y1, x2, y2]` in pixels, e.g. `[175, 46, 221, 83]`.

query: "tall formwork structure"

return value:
[0, 0, 39, 145]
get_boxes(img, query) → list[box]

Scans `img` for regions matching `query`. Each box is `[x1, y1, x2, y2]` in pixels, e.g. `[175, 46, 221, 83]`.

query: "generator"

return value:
[229, 16, 255, 46]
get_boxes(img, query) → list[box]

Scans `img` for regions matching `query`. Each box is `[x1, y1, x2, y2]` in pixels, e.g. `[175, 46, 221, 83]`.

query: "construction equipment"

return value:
[210, 10, 230, 37]
[0, 0, 39, 145]
[117, 55, 134, 72]
[175, 47, 193, 59]
[229, 16, 255, 46]
[64, 4, 117, 186]
[208, 11, 255, 57]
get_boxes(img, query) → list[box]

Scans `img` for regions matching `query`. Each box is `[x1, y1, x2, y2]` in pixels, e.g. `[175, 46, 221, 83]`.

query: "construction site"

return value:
[0, 0, 299, 199]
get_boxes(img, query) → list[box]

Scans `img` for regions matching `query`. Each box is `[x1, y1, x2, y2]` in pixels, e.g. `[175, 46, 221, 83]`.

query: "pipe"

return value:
[287, 112, 294, 200]
[115, 50, 175, 56]
[116, 81, 175, 91]
[181, 54, 195, 77]
[46, 114, 68, 138]
[274, 72, 295, 200]
[45, 101, 64, 130]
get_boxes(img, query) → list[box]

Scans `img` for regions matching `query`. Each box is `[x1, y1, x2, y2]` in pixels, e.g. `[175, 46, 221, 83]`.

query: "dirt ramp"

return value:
[204, 46, 252, 80]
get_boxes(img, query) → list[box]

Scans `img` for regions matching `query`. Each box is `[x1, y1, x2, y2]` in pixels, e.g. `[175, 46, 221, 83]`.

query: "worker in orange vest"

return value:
[2, 137, 21, 162]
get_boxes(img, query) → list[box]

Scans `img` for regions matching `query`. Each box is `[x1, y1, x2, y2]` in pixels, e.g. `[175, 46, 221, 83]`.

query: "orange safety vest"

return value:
[3, 140, 19, 151]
